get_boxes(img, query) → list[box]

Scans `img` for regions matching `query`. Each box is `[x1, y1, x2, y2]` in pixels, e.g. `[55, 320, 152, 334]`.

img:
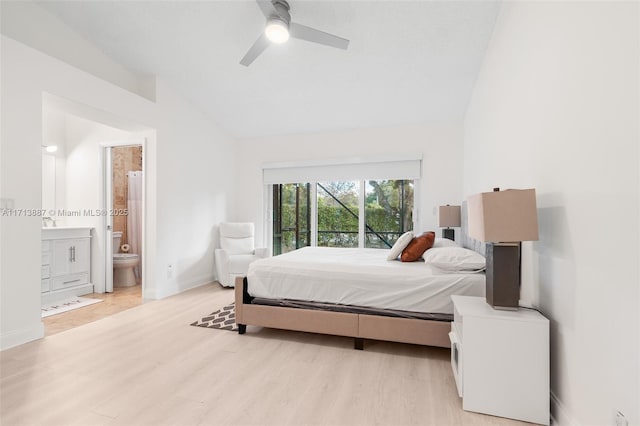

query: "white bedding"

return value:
[247, 246, 485, 315]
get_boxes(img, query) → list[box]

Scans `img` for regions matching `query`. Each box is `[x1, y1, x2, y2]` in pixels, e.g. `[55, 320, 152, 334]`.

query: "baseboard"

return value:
[143, 286, 157, 301]
[150, 274, 215, 300]
[41, 283, 93, 305]
[0, 322, 45, 351]
[179, 274, 214, 292]
[551, 391, 578, 426]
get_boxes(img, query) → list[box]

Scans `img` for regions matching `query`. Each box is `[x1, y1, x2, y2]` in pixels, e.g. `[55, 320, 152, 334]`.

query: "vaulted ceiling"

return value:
[36, 1, 501, 139]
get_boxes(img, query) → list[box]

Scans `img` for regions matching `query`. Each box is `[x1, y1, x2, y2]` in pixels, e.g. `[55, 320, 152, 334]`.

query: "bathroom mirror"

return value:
[42, 153, 56, 217]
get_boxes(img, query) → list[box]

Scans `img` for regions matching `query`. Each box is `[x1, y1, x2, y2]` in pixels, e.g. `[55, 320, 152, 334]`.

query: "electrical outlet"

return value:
[614, 411, 628, 426]
[167, 264, 173, 279]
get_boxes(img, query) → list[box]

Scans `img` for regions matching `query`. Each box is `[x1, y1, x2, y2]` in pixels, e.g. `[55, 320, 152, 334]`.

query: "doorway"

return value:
[103, 141, 146, 296]
[40, 95, 154, 335]
[44, 141, 148, 336]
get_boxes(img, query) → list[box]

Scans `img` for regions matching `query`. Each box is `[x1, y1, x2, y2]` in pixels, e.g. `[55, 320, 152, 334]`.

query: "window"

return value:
[365, 179, 414, 248]
[272, 183, 310, 255]
[317, 181, 359, 248]
[272, 179, 415, 254]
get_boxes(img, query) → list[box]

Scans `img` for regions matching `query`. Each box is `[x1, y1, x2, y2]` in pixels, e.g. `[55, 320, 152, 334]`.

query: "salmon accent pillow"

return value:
[401, 232, 436, 262]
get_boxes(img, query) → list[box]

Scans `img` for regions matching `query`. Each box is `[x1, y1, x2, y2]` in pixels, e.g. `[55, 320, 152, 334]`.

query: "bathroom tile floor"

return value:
[43, 284, 143, 336]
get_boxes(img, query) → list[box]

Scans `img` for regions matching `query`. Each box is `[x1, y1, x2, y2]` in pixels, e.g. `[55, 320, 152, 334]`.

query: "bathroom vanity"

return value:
[42, 227, 93, 304]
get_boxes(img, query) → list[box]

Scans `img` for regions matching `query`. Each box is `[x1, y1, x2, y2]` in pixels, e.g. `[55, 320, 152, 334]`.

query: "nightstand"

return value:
[449, 295, 550, 425]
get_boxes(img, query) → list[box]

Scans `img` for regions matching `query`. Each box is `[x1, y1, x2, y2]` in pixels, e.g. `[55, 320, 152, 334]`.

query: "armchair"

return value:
[214, 222, 270, 288]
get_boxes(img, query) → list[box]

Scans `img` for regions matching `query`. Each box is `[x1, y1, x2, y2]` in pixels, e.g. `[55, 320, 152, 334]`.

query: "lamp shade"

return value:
[438, 205, 461, 227]
[467, 189, 539, 242]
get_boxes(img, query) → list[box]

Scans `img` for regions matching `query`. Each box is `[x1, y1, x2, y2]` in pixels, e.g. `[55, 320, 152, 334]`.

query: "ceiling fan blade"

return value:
[289, 22, 349, 50]
[240, 33, 270, 66]
[256, 0, 278, 18]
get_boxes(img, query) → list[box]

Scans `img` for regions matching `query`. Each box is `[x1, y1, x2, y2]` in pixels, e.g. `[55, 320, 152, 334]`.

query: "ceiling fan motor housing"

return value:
[272, 0, 291, 24]
[240, 0, 350, 66]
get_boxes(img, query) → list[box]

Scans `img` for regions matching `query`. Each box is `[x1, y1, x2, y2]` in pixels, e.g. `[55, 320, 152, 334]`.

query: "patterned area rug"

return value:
[190, 302, 238, 331]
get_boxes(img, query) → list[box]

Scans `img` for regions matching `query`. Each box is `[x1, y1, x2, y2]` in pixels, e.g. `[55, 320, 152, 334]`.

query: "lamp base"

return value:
[485, 242, 520, 310]
[442, 228, 455, 241]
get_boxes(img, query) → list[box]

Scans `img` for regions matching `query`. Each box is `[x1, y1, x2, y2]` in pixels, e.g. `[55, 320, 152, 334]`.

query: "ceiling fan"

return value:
[240, 0, 350, 66]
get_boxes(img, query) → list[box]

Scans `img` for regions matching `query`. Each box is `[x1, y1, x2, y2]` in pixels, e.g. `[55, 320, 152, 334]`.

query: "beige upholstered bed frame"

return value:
[234, 276, 452, 349]
[234, 203, 483, 350]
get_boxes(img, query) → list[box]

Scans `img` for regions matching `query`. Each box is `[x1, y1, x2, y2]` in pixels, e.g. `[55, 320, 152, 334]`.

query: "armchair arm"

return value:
[214, 248, 232, 287]
[254, 247, 270, 259]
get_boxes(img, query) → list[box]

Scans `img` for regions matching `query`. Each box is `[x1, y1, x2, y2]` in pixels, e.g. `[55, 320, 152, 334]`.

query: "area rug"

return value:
[41, 297, 103, 318]
[190, 302, 238, 332]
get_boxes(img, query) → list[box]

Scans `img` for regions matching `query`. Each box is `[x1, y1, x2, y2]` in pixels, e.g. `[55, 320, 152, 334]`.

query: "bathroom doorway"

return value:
[40, 95, 155, 336]
[102, 141, 146, 296]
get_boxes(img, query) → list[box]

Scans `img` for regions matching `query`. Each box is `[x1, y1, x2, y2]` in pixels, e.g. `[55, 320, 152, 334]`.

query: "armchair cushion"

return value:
[222, 238, 254, 255]
[220, 222, 255, 255]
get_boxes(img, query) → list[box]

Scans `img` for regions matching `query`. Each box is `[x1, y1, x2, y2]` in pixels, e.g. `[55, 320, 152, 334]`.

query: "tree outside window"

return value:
[272, 179, 414, 255]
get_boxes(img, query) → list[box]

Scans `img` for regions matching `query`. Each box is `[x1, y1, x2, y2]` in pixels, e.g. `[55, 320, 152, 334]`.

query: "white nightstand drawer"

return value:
[41, 279, 51, 293]
[42, 252, 51, 266]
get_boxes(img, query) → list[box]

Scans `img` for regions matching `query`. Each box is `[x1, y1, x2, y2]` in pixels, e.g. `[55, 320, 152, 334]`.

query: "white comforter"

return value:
[247, 246, 484, 314]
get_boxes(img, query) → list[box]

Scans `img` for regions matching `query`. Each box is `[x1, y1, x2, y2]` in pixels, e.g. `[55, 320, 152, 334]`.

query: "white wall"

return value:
[464, 2, 639, 425]
[234, 123, 464, 248]
[0, 35, 235, 349]
[63, 114, 134, 227]
[152, 82, 235, 297]
[42, 107, 67, 213]
[0, 1, 154, 100]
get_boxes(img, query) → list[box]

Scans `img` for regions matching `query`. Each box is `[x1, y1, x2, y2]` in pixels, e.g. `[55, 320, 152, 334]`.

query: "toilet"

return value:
[113, 231, 140, 287]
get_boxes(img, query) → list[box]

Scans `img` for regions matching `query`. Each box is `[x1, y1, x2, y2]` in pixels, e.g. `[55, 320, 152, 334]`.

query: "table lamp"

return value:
[467, 188, 539, 310]
[438, 205, 461, 241]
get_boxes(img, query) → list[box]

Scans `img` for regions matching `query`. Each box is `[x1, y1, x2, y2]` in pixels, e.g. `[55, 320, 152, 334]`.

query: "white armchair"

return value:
[214, 222, 270, 288]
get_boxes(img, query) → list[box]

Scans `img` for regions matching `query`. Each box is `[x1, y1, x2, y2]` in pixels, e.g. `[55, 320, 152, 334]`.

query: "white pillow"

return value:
[433, 237, 458, 248]
[386, 231, 414, 261]
[423, 246, 486, 272]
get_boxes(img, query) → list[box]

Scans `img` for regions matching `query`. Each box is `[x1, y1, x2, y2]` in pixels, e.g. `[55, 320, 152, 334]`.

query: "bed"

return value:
[235, 205, 485, 349]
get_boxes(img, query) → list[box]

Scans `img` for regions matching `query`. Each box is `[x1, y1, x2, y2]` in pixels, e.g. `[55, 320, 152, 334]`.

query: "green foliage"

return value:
[274, 180, 414, 254]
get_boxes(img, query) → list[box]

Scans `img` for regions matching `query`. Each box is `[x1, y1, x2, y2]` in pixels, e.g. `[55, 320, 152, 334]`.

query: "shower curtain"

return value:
[127, 171, 143, 279]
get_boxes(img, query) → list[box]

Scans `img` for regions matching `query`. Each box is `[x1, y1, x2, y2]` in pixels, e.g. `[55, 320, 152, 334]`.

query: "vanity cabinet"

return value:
[41, 241, 52, 293]
[42, 227, 93, 301]
[52, 239, 90, 280]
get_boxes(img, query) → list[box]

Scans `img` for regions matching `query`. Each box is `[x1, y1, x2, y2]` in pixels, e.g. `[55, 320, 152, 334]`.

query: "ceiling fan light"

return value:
[265, 18, 289, 44]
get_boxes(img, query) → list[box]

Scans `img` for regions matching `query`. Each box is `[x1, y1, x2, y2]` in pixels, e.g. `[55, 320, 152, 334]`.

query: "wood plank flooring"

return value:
[43, 285, 143, 336]
[1, 283, 531, 426]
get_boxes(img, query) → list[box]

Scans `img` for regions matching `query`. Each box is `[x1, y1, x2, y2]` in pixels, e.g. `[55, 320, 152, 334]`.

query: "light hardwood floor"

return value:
[1, 284, 531, 426]
[43, 285, 143, 336]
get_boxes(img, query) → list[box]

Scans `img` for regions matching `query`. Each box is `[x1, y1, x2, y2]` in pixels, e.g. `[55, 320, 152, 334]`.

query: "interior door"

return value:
[104, 147, 114, 293]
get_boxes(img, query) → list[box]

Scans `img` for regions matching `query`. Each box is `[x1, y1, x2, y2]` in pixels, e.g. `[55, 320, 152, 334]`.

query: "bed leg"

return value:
[236, 278, 251, 336]
[242, 277, 252, 304]
[354, 338, 364, 350]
